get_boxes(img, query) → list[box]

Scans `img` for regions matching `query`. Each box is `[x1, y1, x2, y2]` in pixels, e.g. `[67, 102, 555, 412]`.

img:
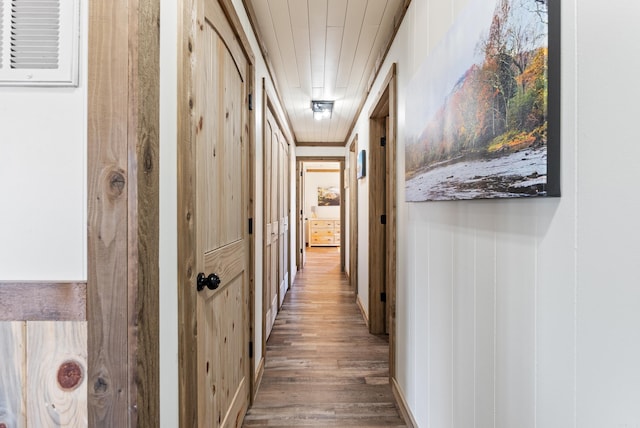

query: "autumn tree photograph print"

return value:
[405, 0, 559, 201]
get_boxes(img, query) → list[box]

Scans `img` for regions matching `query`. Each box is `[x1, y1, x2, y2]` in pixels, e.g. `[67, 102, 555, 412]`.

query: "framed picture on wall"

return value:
[318, 186, 340, 206]
[357, 150, 366, 179]
[404, 0, 560, 201]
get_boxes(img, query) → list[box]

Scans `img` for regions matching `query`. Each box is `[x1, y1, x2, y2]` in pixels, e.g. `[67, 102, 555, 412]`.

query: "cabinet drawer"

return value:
[312, 229, 334, 237]
[308, 218, 340, 246]
[310, 220, 334, 229]
[311, 236, 334, 245]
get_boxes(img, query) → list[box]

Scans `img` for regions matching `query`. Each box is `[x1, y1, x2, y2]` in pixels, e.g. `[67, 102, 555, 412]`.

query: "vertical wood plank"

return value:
[88, 0, 160, 425]
[88, 0, 130, 423]
[128, 0, 160, 425]
[386, 66, 398, 380]
[26, 321, 87, 428]
[368, 117, 386, 335]
[177, 0, 198, 424]
[0, 322, 26, 428]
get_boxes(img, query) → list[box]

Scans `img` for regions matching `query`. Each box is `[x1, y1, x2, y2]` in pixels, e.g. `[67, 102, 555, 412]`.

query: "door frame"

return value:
[177, 0, 256, 425]
[296, 160, 306, 270]
[367, 64, 398, 379]
[348, 135, 359, 295]
[296, 156, 346, 273]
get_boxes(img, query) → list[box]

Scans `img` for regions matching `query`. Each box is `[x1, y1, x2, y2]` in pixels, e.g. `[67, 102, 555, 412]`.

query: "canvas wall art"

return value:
[357, 150, 366, 179]
[318, 186, 340, 206]
[405, 0, 559, 201]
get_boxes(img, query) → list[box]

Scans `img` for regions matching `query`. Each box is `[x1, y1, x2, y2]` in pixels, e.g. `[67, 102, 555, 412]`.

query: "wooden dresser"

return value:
[309, 219, 341, 246]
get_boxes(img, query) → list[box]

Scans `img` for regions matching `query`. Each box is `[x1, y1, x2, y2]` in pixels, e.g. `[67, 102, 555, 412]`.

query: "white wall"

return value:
[304, 168, 341, 219]
[0, 2, 88, 281]
[289, 144, 297, 283]
[348, 0, 640, 426]
[574, 1, 640, 425]
[355, 142, 369, 313]
[159, 0, 179, 425]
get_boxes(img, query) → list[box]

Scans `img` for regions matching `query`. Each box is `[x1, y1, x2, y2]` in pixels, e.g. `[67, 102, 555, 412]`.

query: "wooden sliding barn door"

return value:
[192, 0, 251, 425]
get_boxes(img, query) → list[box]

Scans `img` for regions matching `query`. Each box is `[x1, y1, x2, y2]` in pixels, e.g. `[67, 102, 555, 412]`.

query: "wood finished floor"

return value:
[243, 247, 406, 427]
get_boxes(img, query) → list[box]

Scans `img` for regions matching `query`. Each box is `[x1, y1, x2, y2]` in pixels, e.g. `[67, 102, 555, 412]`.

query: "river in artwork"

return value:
[405, 146, 548, 201]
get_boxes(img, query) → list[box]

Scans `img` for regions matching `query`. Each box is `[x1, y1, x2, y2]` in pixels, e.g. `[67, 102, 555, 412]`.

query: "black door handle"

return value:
[196, 272, 221, 291]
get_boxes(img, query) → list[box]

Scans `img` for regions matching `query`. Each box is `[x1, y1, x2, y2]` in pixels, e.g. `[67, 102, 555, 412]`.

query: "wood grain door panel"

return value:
[264, 106, 288, 339]
[194, 1, 250, 425]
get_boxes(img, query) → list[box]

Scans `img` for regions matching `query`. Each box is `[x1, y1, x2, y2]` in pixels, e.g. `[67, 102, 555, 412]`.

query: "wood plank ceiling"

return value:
[244, 0, 409, 145]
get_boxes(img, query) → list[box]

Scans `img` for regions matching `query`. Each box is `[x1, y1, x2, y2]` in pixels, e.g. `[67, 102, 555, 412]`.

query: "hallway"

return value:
[243, 247, 406, 427]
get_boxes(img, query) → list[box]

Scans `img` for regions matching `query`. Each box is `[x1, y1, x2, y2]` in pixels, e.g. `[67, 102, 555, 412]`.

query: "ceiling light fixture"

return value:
[311, 100, 333, 121]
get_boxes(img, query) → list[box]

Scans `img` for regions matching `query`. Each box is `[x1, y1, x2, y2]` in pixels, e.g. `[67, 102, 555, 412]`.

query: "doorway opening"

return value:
[296, 156, 346, 274]
[368, 64, 398, 380]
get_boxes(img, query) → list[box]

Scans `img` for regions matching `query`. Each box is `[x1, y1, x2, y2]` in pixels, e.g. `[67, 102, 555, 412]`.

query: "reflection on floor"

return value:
[243, 247, 406, 427]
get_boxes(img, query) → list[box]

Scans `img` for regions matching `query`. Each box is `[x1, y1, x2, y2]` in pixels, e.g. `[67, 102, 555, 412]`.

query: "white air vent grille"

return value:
[10, 0, 60, 69]
[0, 0, 79, 86]
[0, 2, 4, 68]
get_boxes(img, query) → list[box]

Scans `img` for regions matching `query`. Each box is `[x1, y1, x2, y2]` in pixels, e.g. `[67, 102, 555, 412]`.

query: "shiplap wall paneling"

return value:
[0, 322, 27, 428]
[308, 0, 327, 89]
[0, 322, 87, 427]
[26, 322, 87, 428]
[336, 0, 367, 88]
[268, 1, 298, 88]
